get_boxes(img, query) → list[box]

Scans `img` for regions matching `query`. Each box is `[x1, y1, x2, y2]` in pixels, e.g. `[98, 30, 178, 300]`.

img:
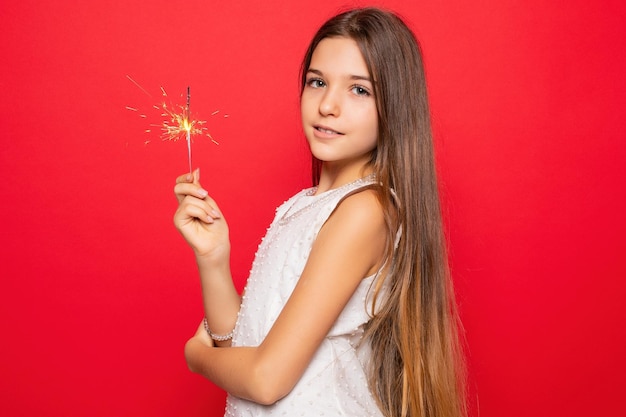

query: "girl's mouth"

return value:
[314, 125, 343, 135]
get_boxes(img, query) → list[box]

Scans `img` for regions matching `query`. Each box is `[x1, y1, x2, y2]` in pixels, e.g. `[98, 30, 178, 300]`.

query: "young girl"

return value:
[174, 7, 466, 417]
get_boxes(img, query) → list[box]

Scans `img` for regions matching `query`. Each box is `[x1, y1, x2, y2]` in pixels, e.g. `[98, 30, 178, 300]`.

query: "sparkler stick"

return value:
[185, 86, 192, 174]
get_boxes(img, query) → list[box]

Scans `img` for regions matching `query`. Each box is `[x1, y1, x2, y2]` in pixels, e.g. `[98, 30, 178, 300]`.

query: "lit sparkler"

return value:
[126, 75, 222, 173]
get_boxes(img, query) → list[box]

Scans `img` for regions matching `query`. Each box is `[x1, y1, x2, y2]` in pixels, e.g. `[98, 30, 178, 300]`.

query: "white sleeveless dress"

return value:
[224, 175, 384, 417]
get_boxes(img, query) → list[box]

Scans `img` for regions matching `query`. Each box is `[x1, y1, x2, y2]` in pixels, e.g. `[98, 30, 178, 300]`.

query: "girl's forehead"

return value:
[309, 37, 369, 76]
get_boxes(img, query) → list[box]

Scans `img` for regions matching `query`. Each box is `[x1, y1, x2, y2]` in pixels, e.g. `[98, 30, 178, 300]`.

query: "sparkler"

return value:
[126, 75, 223, 174]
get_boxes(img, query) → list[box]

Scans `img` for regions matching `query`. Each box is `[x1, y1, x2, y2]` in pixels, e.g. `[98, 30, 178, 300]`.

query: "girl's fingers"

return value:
[174, 182, 208, 197]
[181, 203, 215, 224]
[192, 167, 201, 184]
[175, 168, 200, 184]
[178, 196, 221, 223]
[174, 182, 209, 203]
[174, 169, 222, 219]
[175, 171, 194, 184]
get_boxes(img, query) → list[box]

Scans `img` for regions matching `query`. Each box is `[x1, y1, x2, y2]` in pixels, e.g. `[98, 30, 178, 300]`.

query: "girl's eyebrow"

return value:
[307, 68, 372, 83]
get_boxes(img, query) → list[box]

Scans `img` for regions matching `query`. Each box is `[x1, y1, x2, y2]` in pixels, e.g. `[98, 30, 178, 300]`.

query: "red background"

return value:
[1, 1, 624, 416]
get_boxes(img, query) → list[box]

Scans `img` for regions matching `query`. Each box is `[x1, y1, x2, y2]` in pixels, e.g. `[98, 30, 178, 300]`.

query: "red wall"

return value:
[1, 1, 624, 416]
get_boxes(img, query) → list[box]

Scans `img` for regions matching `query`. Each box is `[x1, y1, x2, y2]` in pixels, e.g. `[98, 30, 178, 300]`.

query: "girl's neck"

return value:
[315, 161, 373, 195]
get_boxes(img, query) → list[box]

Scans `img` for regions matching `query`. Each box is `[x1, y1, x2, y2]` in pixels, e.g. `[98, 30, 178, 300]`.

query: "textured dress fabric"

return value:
[224, 175, 384, 417]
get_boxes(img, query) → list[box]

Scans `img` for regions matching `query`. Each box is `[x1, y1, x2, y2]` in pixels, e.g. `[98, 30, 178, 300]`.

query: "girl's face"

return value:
[301, 37, 378, 173]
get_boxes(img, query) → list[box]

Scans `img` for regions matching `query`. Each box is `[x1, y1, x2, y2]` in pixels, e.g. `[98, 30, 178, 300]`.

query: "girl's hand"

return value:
[191, 320, 215, 348]
[184, 320, 215, 372]
[173, 168, 230, 262]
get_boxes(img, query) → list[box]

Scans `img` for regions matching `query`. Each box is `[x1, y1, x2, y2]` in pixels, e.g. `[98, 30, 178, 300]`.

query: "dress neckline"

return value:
[305, 173, 376, 197]
[279, 173, 376, 225]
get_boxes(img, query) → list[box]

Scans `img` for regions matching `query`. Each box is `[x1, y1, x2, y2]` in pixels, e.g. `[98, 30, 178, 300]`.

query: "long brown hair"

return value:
[300, 8, 466, 417]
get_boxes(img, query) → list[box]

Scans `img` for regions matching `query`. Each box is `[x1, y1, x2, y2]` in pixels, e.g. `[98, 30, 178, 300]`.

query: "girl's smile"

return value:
[313, 123, 344, 137]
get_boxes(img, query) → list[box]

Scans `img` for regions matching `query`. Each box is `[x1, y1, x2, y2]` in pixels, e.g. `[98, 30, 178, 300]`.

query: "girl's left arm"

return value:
[184, 189, 387, 405]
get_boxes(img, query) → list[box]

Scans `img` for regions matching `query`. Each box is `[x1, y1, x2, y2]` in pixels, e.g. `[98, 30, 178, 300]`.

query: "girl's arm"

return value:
[174, 169, 241, 346]
[184, 188, 387, 404]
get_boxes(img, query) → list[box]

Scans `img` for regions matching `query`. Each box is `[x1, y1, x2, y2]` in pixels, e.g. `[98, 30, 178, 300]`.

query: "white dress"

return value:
[224, 175, 384, 417]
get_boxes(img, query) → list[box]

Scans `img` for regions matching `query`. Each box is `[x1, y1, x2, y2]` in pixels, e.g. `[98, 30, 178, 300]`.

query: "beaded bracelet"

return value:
[203, 317, 234, 342]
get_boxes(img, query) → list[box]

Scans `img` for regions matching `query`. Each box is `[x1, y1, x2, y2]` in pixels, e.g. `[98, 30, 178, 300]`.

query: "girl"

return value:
[174, 7, 466, 417]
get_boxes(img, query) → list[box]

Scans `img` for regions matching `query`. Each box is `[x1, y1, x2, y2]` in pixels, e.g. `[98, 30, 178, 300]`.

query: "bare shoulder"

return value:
[329, 187, 386, 230]
[314, 188, 387, 275]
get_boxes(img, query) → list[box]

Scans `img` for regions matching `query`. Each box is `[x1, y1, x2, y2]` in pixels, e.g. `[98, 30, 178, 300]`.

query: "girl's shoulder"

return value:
[337, 186, 383, 212]
[328, 187, 386, 234]
[314, 186, 387, 279]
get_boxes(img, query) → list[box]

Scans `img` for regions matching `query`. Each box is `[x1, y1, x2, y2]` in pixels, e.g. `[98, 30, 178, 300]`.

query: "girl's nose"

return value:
[319, 89, 340, 117]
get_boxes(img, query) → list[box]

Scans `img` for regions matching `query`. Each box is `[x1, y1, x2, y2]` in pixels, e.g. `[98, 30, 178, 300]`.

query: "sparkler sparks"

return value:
[126, 75, 223, 173]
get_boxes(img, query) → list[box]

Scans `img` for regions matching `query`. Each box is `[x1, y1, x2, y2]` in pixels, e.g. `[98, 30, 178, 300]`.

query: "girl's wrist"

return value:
[194, 245, 231, 266]
[195, 252, 232, 281]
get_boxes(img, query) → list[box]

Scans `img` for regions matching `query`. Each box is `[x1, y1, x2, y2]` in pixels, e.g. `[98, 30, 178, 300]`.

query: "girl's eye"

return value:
[352, 85, 371, 97]
[306, 78, 325, 88]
